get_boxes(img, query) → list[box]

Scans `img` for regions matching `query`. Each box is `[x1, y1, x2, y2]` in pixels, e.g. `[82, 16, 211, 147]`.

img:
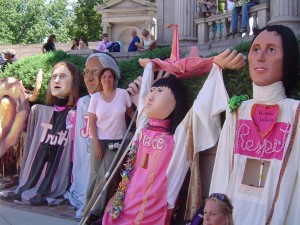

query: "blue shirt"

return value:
[128, 36, 140, 52]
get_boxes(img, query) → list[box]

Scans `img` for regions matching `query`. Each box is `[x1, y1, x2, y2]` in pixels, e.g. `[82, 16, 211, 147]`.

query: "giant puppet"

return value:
[64, 53, 121, 218]
[0, 70, 42, 159]
[209, 25, 300, 225]
[101, 25, 245, 224]
[1, 62, 81, 205]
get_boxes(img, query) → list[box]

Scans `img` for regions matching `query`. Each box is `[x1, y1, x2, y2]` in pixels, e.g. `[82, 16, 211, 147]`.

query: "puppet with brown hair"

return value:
[1, 61, 81, 206]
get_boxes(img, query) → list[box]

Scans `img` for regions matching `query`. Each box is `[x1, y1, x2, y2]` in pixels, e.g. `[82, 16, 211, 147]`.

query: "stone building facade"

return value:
[95, 0, 156, 51]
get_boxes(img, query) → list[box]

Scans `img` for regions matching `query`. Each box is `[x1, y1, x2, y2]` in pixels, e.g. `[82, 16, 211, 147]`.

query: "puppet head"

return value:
[144, 77, 187, 134]
[46, 61, 81, 107]
[249, 25, 299, 96]
[85, 53, 120, 94]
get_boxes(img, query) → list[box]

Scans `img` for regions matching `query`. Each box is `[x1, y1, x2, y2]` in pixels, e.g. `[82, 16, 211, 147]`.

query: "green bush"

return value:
[0, 50, 86, 103]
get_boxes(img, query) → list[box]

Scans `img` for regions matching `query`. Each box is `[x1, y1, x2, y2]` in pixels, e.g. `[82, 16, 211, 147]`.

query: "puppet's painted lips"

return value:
[145, 102, 152, 107]
[255, 67, 267, 71]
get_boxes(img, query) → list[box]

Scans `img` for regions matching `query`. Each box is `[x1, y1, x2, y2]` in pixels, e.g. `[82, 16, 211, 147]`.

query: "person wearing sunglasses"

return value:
[203, 193, 234, 225]
[188, 193, 234, 225]
[97, 33, 113, 52]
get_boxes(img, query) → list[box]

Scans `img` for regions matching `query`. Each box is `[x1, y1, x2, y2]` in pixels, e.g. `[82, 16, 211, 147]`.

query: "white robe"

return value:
[64, 95, 92, 218]
[210, 81, 300, 225]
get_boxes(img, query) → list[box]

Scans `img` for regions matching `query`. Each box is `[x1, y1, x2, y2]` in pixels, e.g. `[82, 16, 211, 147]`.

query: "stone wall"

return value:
[68, 49, 142, 62]
[0, 41, 147, 63]
[156, 0, 175, 45]
[0, 42, 99, 60]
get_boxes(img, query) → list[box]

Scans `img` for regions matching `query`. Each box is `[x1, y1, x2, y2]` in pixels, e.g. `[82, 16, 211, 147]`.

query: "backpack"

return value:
[106, 42, 121, 52]
[186, 203, 205, 225]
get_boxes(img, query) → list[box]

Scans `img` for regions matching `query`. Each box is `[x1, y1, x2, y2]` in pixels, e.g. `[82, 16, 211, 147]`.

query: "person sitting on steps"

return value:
[228, 0, 259, 36]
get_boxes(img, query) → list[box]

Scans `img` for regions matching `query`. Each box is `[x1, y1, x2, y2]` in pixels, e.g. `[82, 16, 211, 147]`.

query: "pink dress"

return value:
[102, 118, 174, 225]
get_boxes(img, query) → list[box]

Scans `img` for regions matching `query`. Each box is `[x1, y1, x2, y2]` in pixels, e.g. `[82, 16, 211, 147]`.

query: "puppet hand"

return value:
[154, 69, 170, 83]
[28, 68, 43, 102]
[213, 49, 246, 70]
[126, 76, 142, 106]
[139, 58, 151, 68]
[139, 58, 159, 71]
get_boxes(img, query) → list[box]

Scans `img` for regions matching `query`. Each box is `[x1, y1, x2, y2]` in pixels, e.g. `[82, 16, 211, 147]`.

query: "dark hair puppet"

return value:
[151, 76, 188, 134]
[251, 25, 299, 97]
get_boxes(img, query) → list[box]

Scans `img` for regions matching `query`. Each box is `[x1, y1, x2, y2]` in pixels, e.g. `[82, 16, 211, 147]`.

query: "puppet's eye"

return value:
[149, 87, 156, 93]
[266, 47, 277, 56]
[253, 47, 260, 54]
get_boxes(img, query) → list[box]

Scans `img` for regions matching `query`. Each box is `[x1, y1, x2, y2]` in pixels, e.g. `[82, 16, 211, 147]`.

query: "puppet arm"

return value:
[285, 147, 300, 223]
[135, 62, 154, 130]
[28, 69, 43, 102]
[19, 105, 40, 178]
[191, 63, 229, 152]
[209, 108, 235, 194]
[167, 63, 229, 209]
[126, 76, 142, 106]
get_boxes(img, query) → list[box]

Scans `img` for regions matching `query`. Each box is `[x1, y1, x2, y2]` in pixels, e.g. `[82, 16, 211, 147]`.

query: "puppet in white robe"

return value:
[210, 25, 300, 225]
[210, 82, 300, 225]
[64, 95, 92, 218]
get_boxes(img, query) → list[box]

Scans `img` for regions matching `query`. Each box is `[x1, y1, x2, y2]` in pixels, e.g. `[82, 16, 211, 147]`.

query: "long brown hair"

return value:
[46, 61, 81, 107]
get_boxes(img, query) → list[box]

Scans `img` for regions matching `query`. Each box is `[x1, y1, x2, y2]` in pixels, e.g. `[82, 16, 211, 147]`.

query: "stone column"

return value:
[175, 0, 197, 41]
[101, 22, 112, 36]
[195, 18, 209, 44]
[268, 0, 300, 35]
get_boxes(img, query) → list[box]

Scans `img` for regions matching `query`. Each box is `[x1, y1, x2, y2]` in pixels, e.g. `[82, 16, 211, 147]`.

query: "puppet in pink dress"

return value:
[101, 24, 245, 224]
[102, 60, 244, 224]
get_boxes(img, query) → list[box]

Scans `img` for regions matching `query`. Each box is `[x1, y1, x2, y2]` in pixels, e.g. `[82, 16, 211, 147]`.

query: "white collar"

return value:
[253, 81, 286, 104]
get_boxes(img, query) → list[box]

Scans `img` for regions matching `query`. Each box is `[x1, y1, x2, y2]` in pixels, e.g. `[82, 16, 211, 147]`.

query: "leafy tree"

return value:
[70, 0, 109, 42]
[0, 0, 74, 44]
